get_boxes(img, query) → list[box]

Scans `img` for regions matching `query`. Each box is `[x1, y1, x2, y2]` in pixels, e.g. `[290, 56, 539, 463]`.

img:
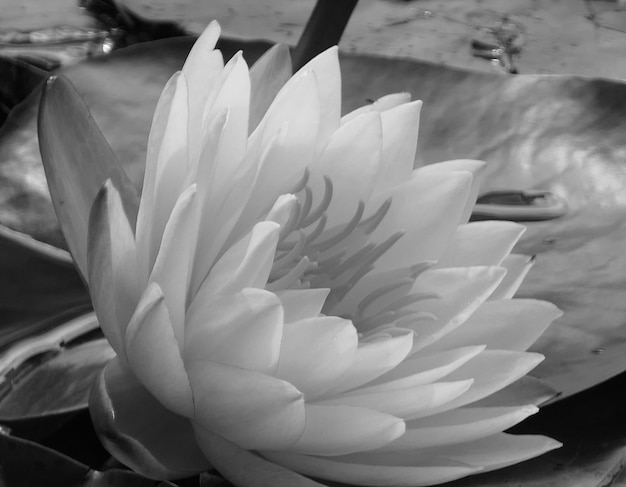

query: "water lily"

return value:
[39, 21, 561, 487]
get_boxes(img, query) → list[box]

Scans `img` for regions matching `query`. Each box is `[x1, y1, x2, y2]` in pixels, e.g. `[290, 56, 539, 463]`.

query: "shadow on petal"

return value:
[89, 357, 209, 480]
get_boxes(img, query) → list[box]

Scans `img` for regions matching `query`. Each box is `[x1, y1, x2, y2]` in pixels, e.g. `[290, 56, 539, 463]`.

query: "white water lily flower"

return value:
[80, 21, 562, 486]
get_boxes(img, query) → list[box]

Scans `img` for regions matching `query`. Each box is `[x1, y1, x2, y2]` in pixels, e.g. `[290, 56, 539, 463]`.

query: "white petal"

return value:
[232, 71, 321, 234]
[294, 46, 341, 152]
[190, 221, 279, 302]
[361, 346, 485, 392]
[317, 380, 473, 420]
[490, 254, 534, 299]
[186, 359, 305, 450]
[426, 299, 562, 352]
[124, 283, 193, 418]
[182, 21, 224, 165]
[91, 357, 209, 479]
[275, 288, 330, 323]
[263, 452, 480, 487]
[473, 375, 559, 407]
[182, 21, 221, 78]
[409, 266, 507, 350]
[148, 185, 198, 346]
[249, 43, 292, 132]
[381, 405, 539, 450]
[200, 52, 250, 193]
[341, 92, 412, 125]
[136, 72, 180, 279]
[276, 316, 358, 399]
[323, 330, 414, 396]
[380, 433, 561, 472]
[87, 180, 140, 357]
[417, 159, 486, 223]
[309, 112, 382, 227]
[368, 170, 472, 271]
[438, 221, 526, 268]
[420, 350, 545, 416]
[285, 405, 405, 456]
[374, 100, 422, 193]
[149, 74, 190, 268]
[185, 288, 283, 374]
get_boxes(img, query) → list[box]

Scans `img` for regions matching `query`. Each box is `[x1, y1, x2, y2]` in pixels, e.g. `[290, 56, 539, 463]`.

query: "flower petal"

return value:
[228, 69, 320, 241]
[249, 43, 292, 132]
[185, 359, 305, 450]
[39, 75, 139, 279]
[341, 92, 412, 125]
[381, 405, 539, 450]
[309, 112, 382, 227]
[193, 428, 325, 487]
[409, 266, 507, 350]
[190, 221, 280, 302]
[490, 254, 534, 300]
[294, 46, 341, 152]
[275, 288, 330, 323]
[124, 282, 193, 418]
[185, 288, 283, 374]
[87, 180, 140, 358]
[285, 405, 405, 456]
[368, 433, 561, 473]
[474, 375, 559, 407]
[426, 299, 562, 352]
[317, 380, 473, 420]
[417, 159, 486, 223]
[374, 100, 422, 194]
[148, 185, 198, 345]
[438, 221, 526, 268]
[263, 452, 480, 487]
[420, 350, 545, 416]
[276, 316, 358, 399]
[136, 72, 181, 278]
[361, 346, 485, 392]
[323, 330, 414, 396]
[200, 52, 250, 193]
[182, 21, 224, 162]
[146, 74, 190, 268]
[368, 170, 472, 270]
[89, 357, 208, 480]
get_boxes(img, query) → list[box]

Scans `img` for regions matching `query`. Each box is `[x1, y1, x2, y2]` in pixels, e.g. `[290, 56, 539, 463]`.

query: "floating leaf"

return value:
[0, 313, 114, 437]
[0, 224, 89, 339]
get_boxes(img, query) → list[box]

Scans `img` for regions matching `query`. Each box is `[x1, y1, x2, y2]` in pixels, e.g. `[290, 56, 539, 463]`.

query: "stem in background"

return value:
[292, 0, 359, 71]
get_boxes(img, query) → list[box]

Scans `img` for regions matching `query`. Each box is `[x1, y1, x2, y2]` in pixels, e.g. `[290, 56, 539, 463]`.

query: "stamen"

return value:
[376, 291, 440, 316]
[297, 186, 313, 228]
[267, 256, 311, 291]
[301, 176, 333, 227]
[313, 201, 365, 252]
[303, 214, 327, 245]
[359, 198, 391, 234]
[290, 169, 310, 194]
[272, 231, 306, 278]
[357, 278, 416, 318]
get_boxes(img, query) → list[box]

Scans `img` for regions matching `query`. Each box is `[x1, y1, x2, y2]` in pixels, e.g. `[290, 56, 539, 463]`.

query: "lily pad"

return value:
[1, 36, 624, 401]
[0, 312, 114, 438]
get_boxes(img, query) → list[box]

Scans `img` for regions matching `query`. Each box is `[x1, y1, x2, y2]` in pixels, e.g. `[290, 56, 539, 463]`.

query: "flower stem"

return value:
[292, 0, 359, 71]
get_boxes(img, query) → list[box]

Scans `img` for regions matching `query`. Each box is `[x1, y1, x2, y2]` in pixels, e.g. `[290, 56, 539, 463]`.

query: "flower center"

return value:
[267, 172, 437, 334]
